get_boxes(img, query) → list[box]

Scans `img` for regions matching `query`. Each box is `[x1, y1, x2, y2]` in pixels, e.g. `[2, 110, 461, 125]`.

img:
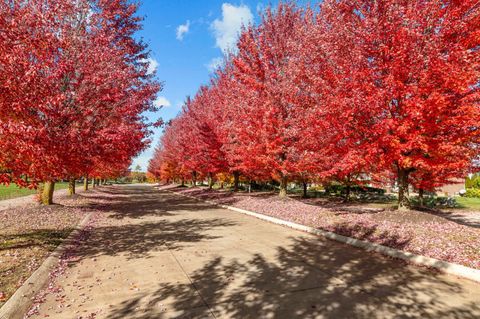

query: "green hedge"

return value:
[324, 184, 385, 195]
[466, 174, 480, 189]
[465, 188, 480, 198]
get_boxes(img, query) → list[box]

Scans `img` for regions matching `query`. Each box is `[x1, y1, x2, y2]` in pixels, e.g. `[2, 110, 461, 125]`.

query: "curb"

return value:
[168, 189, 480, 283]
[0, 212, 94, 319]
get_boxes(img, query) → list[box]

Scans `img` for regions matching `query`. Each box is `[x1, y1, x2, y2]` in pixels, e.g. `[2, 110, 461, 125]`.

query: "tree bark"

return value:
[92, 178, 96, 188]
[302, 181, 308, 198]
[192, 171, 197, 187]
[279, 175, 288, 198]
[181, 178, 185, 187]
[345, 184, 351, 202]
[233, 171, 240, 192]
[208, 172, 214, 189]
[398, 169, 410, 210]
[418, 188, 424, 207]
[84, 177, 89, 191]
[41, 181, 55, 205]
[68, 178, 76, 196]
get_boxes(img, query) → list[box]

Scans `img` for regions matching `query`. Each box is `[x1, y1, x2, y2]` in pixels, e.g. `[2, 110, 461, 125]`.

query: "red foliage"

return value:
[0, 0, 160, 186]
[149, 1, 479, 206]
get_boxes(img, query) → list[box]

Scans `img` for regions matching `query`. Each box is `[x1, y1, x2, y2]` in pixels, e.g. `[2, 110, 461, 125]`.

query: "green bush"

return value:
[466, 174, 480, 189]
[465, 188, 480, 198]
[308, 185, 324, 192]
[324, 184, 385, 195]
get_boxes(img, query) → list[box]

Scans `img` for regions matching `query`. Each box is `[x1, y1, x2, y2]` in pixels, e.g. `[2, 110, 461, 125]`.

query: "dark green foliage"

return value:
[325, 184, 385, 195]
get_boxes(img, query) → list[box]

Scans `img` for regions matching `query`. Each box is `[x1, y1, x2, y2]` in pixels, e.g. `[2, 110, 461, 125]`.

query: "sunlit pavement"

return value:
[31, 185, 480, 319]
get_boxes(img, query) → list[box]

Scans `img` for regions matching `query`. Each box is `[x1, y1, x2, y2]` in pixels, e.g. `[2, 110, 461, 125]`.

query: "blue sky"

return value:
[131, 0, 313, 171]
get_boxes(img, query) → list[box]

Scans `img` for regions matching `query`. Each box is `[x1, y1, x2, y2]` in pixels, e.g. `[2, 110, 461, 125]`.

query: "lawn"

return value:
[0, 182, 72, 201]
[455, 197, 480, 210]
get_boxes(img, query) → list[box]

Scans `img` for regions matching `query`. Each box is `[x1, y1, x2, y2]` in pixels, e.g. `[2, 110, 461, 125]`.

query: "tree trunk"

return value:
[41, 181, 55, 205]
[181, 178, 185, 187]
[418, 188, 424, 207]
[92, 178, 96, 188]
[345, 184, 351, 202]
[398, 169, 410, 210]
[68, 178, 76, 196]
[302, 181, 308, 198]
[84, 177, 89, 191]
[279, 175, 288, 198]
[208, 172, 214, 189]
[233, 171, 240, 192]
[192, 171, 197, 187]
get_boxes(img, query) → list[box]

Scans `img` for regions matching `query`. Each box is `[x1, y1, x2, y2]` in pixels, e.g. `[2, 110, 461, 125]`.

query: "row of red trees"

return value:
[149, 0, 479, 209]
[0, 0, 160, 204]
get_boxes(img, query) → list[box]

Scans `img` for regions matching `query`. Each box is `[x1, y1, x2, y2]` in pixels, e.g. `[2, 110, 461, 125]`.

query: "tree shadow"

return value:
[105, 236, 479, 319]
[80, 186, 221, 220]
[328, 223, 412, 249]
[296, 196, 390, 215]
[0, 228, 73, 251]
[412, 207, 480, 229]
[75, 217, 237, 260]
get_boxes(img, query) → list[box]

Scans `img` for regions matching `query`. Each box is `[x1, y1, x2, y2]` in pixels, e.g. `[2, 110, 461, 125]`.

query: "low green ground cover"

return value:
[0, 182, 71, 201]
[455, 197, 480, 210]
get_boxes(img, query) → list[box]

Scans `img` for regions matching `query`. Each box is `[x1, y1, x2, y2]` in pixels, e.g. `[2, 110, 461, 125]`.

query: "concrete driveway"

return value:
[31, 185, 480, 318]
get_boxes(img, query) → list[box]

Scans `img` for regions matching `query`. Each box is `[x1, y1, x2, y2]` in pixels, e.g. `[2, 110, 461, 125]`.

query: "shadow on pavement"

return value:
[76, 217, 237, 259]
[73, 185, 479, 318]
[75, 186, 236, 260]
[104, 235, 479, 319]
[82, 186, 220, 220]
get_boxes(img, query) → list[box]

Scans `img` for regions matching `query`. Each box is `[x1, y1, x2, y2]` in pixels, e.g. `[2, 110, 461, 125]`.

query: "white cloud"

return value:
[211, 3, 253, 53]
[154, 96, 171, 108]
[142, 58, 158, 75]
[206, 57, 224, 72]
[176, 20, 190, 40]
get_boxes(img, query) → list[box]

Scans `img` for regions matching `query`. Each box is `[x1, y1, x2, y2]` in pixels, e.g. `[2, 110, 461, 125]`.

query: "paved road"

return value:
[31, 185, 479, 318]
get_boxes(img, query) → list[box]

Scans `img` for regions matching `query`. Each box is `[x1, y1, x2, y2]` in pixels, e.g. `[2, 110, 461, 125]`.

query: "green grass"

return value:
[454, 197, 480, 210]
[0, 182, 71, 201]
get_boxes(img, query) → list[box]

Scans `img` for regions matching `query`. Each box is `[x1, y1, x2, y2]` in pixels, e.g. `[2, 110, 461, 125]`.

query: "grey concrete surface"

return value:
[29, 186, 480, 318]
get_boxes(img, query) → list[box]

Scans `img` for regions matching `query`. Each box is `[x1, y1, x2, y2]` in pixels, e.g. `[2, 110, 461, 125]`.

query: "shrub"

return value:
[324, 184, 385, 195]
[465, 188, 480, 198]
[466, 174, 480, 189]
[308, 185, 324, 192]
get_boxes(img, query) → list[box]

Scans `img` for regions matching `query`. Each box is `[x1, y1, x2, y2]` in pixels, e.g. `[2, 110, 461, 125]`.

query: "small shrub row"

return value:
[465, 188, 480, 198]
[465, 174, 480, 189]
[324, 184, 385, 195]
